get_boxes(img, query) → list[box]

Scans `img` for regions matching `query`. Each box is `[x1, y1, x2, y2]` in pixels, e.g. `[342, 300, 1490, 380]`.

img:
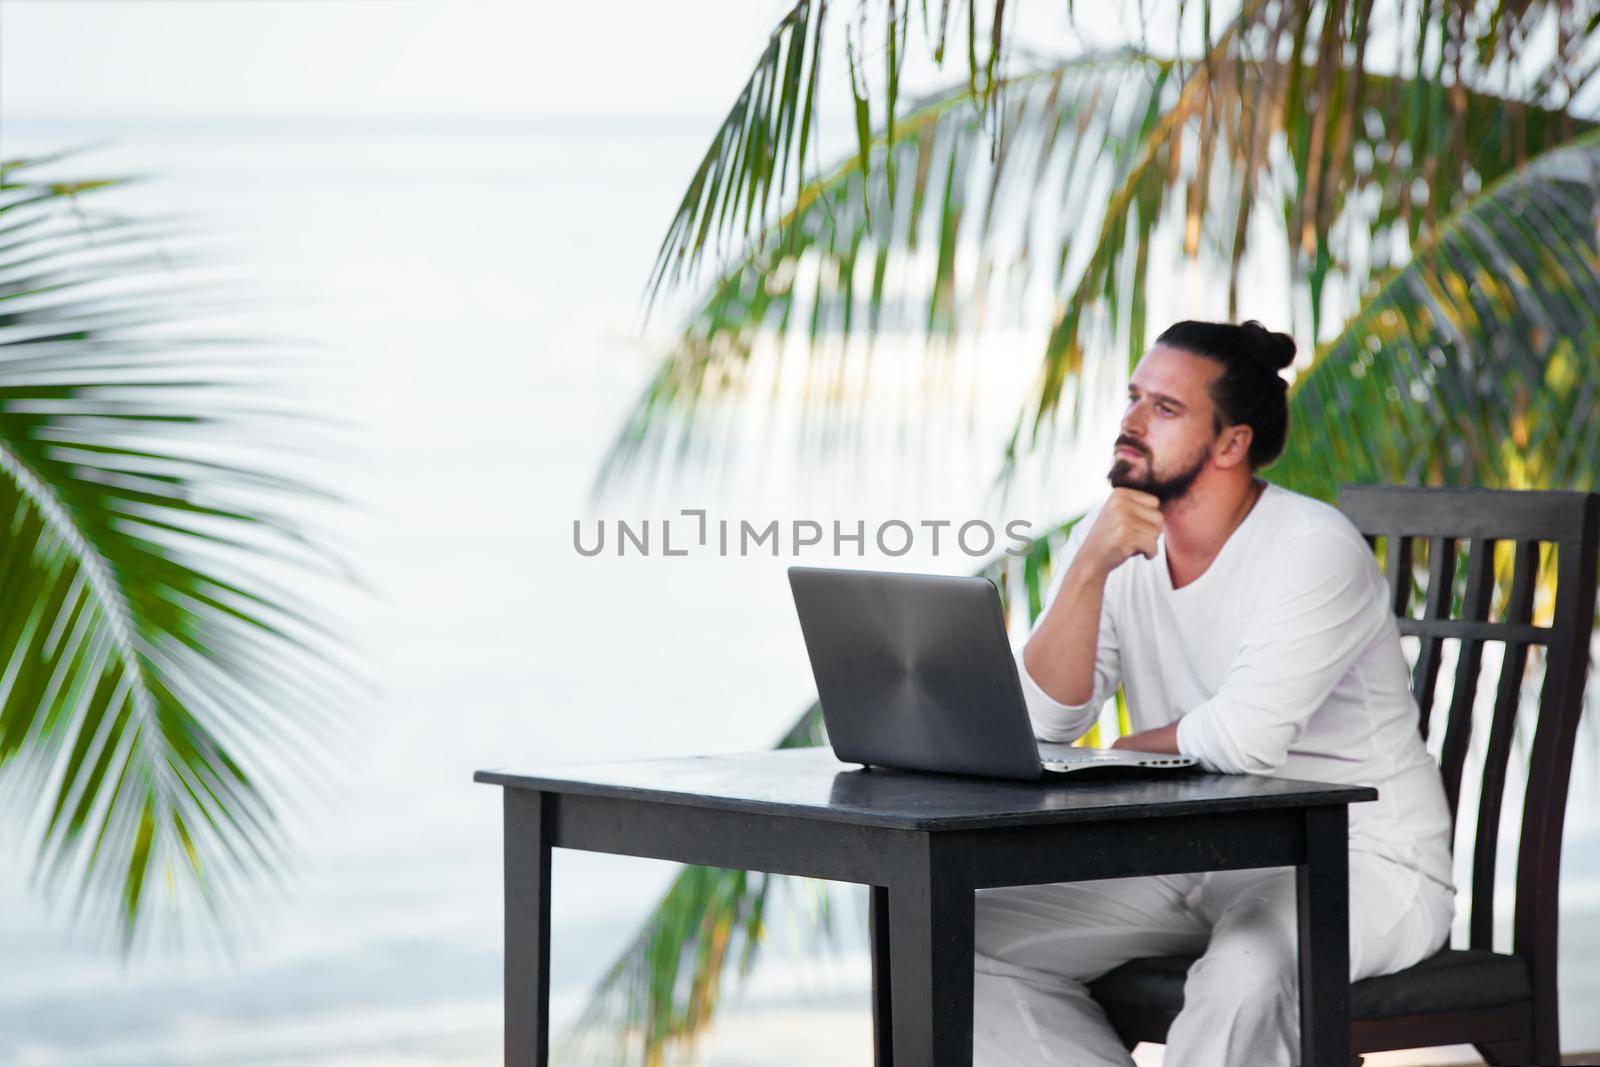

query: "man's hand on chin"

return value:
[1109, 720, 1182, 755]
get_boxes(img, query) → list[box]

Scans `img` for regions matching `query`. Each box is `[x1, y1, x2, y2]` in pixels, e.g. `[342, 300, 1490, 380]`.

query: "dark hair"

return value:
[1154, 319, 1294, 469]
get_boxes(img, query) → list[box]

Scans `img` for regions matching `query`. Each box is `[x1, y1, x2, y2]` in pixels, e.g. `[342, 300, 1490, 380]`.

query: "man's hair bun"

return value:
[1238, 319, 1296, 371]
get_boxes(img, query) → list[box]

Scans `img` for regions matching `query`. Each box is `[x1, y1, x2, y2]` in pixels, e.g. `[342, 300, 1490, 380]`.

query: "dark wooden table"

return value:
[476, 747, 1375, 1066]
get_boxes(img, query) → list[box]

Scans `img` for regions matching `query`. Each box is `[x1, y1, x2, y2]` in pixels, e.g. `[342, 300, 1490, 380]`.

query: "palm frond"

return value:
[1274, 129, 1600, 500]
[599, 52, 1178, 496]
[566, 516, 1080, 1064]
[652, 0, 1600, 302]
[1016, 2, 1599, 446]
[0, 155, 356, 948]
[559, 698, 832, 1066]
[613, 2, 1600, 497]
[647, 0, 1011, 307]
[605, 30, 1597, 495]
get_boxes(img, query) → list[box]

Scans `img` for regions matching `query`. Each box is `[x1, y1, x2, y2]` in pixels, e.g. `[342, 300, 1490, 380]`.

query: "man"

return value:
[975, 320, 1455, 1065]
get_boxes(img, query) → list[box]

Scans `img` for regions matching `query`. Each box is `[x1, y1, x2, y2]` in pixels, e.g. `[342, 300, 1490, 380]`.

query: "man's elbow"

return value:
[1221, 726, 1297, 775]
[1181, 712, 1294, 775]
[1026, 691, 1099, 744]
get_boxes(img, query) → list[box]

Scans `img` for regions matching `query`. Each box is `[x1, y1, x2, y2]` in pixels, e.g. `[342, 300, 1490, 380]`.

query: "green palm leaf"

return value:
[0, 153, 355, 947]
[600, 52, 1179, 495]
[602, 34, 1595, 493]
[651, 0, 1598, 319]
[1276, 129, 1600, 499]
[647, 0, 1010, 307]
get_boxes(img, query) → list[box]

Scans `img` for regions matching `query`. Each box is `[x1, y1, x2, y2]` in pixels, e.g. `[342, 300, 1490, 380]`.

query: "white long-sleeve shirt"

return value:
[1017, 482, 1455, 908]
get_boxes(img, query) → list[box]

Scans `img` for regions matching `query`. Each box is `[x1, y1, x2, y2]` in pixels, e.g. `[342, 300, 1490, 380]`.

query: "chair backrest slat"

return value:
[1339, 484, 1598, 1041]
[1433, 543, 1516, 825]
[1385, 534, 1414, 619]
[1515, 530, 1600, 1039]
[1436, 537, 1497, 823]
[1411, 537, 1457, 727]
[1468, 540, 1540, 948]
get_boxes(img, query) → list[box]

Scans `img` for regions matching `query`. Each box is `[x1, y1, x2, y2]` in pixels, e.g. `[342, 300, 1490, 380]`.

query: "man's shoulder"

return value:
[1255, 483, 1373, 568]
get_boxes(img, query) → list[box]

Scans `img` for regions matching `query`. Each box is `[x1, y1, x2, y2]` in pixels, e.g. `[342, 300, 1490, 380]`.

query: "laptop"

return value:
[787, 565, 1196, 781]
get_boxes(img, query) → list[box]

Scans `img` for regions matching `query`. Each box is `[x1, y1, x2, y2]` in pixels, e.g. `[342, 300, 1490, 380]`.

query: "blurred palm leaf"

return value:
[647, 0, 1010, 306]
[1276, 129, 1600, 499]
[604, 2, 1598, 493]
[651, 0, 1598, 320]
[0, 153, 354, 947]
[560, 742, 824, 1066]
[601, 52, 1178, 493]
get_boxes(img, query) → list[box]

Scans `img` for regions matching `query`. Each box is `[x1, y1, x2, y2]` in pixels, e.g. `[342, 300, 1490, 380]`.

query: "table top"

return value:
[475, 748, 1376, 830]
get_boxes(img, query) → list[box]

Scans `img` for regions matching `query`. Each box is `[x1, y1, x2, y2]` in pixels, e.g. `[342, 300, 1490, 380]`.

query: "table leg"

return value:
[870, 885, 893, 1066]
[505, 789, 552, 1067]
[888, 835, 973, 1066]
[1297, 805, 1350, 1067]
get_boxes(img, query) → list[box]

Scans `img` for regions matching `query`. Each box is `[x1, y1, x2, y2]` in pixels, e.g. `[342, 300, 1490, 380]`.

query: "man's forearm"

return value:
[1110, 720, 1180, 754]
[1021, 558, 1111, 707]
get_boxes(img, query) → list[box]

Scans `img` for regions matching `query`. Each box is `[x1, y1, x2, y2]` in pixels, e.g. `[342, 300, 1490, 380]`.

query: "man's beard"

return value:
[1108, 438, 1211, 503]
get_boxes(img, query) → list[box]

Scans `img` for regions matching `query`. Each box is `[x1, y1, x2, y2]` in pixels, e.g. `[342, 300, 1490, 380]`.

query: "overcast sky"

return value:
[0, 1, 808, 122]
[0, 0, 1127, 129]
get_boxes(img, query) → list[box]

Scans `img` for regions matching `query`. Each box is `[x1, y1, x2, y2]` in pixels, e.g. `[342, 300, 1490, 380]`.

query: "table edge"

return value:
[472, 767, 1378, 831]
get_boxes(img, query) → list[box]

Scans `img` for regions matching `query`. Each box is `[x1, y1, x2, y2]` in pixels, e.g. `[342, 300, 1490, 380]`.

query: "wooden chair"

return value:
[1088, 485, 1600, 1065]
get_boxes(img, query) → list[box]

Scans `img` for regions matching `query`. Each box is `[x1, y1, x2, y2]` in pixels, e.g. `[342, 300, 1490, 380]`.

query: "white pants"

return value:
[973, 855, 1453, 1066]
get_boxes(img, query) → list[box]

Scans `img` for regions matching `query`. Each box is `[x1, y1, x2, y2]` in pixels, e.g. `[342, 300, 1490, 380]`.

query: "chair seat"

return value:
[1088, 949, 1532, 1020]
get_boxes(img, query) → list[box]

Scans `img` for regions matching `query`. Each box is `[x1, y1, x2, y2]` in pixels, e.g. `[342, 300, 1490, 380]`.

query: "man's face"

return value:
[1108, 344, 1223, 503]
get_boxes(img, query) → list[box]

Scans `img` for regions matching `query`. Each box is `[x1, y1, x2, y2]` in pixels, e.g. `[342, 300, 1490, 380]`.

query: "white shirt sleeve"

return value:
[1014, 517, 1121, 743]
[1175, 530, 1384, 774]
